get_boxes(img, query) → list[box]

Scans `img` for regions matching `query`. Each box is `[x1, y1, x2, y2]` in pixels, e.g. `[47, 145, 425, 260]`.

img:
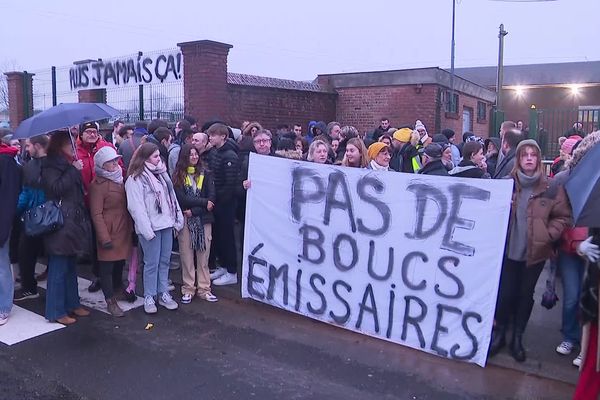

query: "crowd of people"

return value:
[0, 114, 599, 398]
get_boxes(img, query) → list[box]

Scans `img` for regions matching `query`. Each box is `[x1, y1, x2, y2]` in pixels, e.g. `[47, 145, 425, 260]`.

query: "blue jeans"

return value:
[0, 234, 13, 316]
[139, 229, 173, 297]
[558, 250, 585, 344]
[46, 255, 81, 321]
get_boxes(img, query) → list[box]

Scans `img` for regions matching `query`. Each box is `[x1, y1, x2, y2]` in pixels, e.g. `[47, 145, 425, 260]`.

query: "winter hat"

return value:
[423, 143, 444, 159]
[561, 136, 582, 155]
[516, 139, 541, 154]
[432, 134, 449, 145]
[94, 146, 121, 168]
[80, 121, 100, 134]
[415, 120, 427, 132]
[393, 128, 412, 143]
[441, 128, 455, 140]
[367, 142, 389, 161]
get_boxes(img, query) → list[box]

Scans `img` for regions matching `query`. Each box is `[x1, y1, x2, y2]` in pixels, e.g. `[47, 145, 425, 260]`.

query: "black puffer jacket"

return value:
[174, 169, 216, 225]
[41, 155, 92, 257]
[206, 138, 240, 204]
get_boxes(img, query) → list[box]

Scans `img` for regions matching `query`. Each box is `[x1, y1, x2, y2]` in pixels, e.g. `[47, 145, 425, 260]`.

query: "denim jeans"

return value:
[557, 250, 585, 344]
[46, 255, 80, 321]
[139, 228, 173, 298]
[0, 233, 14, 316]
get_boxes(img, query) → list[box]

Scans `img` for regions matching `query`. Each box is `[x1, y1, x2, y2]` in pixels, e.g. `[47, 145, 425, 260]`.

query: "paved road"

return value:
[1, 277, 575, 400]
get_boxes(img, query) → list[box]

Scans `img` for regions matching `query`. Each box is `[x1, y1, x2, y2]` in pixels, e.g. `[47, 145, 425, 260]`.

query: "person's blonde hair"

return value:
[341, 137, 369, 168]
[307, 139, 329, 162]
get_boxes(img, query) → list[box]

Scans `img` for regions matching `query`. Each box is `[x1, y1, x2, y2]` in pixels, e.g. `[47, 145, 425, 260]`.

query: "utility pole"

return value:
[450, 0, 456, 111]
[496, 24, 508, 111]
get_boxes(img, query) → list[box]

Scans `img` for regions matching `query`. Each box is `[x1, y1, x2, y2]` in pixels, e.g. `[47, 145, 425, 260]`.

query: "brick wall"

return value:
[226, 85, 337, 131]
[335, 85, 437, 134]
[441, 89, 491, 139]
[78, 89, 106, 103]
[5, 72, 33, 129]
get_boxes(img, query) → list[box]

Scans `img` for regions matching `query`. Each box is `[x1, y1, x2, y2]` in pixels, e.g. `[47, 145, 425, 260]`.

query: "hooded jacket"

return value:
[449, 160, 490, 178]
[205, 138, 240, 203]
[0, 143, 21, 246]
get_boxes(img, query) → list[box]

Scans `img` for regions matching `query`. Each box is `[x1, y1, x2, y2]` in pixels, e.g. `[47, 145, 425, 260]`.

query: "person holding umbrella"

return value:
[41, 130, 93, 324]
[562, 131, 600, 399]
[489, 139, 571, 362]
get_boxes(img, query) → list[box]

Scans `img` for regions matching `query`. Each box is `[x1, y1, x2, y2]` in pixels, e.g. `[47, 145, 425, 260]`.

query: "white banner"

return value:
[69, 51, 182, 91]
[242, 153, 513, 367]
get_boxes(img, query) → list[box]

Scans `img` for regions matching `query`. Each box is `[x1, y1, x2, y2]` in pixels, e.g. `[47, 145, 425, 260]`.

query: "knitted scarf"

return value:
[95, 166, 123, 184]
[142, 160, 178, 220]
[183, 167, 206, 252]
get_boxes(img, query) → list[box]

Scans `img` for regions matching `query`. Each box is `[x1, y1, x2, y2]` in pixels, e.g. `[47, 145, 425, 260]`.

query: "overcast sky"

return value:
[1, 0, 599, 81]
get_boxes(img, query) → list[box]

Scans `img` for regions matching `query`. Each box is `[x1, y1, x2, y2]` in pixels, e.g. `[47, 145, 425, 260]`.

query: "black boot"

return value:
[510, 331, 526, 362]
[488, 325, 506, 357]
[88, 279, 101, 293]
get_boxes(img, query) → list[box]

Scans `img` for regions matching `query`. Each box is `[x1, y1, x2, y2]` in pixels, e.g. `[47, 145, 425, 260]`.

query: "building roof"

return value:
[318, 67, 497, 103]
[227, 72, 324, 92]
[452, 61, 600, 88]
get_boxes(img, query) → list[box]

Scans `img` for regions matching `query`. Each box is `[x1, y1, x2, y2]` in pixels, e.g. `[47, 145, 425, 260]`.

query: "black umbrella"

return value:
[565, 141, 600, 227]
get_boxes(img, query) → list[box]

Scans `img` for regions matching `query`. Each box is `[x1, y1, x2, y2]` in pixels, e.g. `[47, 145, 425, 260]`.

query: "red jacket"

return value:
[76, 138, 123, 206]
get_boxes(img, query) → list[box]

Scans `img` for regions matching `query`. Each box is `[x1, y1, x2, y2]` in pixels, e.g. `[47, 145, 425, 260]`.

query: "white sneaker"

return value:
[181, 293, 193, 304]
[144, 296, 157, 314]
[556, 341, 574, 355]
[167, 279, 175, 291]
[573, 353, 583, 367]
[158, 292, 179, 310]
[212, 272, 237, 286]
[0, 313, 8, 326]
[210, 267, 227, 281]
[197, 292, 218, 302]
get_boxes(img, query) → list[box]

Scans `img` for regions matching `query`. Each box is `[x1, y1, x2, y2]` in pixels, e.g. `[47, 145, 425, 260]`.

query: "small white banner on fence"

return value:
[242, 153, 514, 367]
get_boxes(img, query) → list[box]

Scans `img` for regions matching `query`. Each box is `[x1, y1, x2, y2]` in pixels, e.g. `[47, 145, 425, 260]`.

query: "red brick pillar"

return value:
[5, 71, 34, 129]
[177, 40, 233, 126]
[78, 89, 106, 103]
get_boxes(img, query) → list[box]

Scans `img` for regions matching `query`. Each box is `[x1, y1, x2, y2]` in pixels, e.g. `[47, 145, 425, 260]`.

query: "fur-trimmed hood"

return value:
[566, 131, 600, 170]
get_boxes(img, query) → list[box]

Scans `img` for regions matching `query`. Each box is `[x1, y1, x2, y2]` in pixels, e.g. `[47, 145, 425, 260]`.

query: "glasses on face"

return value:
[83, 129, 98, 136]
[253, 138, 271, 145]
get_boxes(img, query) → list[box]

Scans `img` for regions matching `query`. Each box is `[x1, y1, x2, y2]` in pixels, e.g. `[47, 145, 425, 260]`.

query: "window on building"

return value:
[477, 101, 487, 122]
[442, 90, 459, 114]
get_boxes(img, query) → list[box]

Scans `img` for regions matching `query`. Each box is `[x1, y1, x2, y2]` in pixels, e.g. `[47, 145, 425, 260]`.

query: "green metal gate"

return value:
[528, 107, 600, 159]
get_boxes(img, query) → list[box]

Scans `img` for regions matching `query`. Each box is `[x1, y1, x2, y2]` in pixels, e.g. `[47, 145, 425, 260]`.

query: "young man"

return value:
[390, 128, 421, 173]
[205, 123, 241, 286]
[293, 124, 303, 139]
[0, 137, 22, 325]
[14, 135, 49, 301]
[372, 117, 390, 142]
[493, 128, 525, 179]
[105, 120, 124, 148]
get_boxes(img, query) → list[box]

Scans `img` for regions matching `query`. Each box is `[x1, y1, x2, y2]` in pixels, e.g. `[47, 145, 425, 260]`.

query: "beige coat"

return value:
[89, 176, 133, 261]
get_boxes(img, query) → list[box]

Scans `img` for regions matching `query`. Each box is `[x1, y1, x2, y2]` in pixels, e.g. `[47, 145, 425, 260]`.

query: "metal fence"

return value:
[534, 108, 599, 158]
[30, 47, 184, 125]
